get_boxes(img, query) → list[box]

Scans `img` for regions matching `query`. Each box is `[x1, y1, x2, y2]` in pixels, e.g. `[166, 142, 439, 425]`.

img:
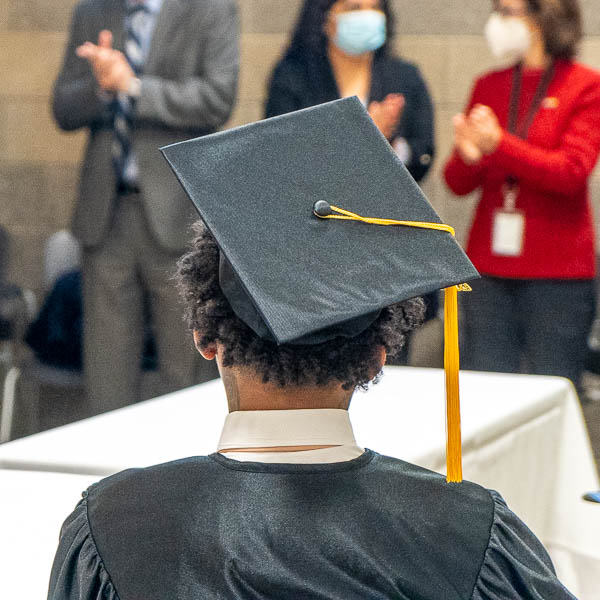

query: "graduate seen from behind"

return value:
[48, 99, 575, 599]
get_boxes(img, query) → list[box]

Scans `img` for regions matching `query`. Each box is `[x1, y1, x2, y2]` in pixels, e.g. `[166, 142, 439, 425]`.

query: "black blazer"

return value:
[265, 55, 435, 182]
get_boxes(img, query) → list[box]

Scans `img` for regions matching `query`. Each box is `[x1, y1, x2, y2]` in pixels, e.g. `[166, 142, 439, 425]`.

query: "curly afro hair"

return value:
[176, 222, 425, 390]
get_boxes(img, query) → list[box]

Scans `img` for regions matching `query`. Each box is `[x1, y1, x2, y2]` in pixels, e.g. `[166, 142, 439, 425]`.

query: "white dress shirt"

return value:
[131, 0, 163, 62]
[217, 409, 365, 464]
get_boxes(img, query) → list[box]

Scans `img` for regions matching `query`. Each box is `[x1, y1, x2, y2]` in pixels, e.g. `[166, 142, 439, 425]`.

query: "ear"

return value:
[193, 331, 217, 360]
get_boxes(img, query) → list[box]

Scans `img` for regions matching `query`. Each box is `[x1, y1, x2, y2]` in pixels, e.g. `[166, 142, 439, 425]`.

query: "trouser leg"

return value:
[519, 279, 595, 385]
[461, 276, 521, 373]
[82, 200, 144, 415]
[138, 210, 218, 400]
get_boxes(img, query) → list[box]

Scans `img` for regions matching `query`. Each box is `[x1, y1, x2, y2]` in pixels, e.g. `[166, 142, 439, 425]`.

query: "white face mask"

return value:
[484, 12, 531, 64]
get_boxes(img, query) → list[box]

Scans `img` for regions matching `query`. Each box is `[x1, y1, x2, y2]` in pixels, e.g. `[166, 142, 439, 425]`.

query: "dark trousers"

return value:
[82, 193, 218, 415]
[461, 276, 595, 385]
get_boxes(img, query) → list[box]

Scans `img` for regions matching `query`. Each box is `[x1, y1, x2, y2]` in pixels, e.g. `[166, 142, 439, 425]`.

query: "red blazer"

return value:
[444, 60, 600, 279]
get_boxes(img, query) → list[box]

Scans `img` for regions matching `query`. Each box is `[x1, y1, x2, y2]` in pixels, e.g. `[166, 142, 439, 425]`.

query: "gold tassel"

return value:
[314, 203, 472, 484]
[444, 284, 470, 483]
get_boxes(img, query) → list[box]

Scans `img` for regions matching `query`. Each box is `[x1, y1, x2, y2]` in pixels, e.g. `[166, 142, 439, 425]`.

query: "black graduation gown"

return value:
[48, 450, 575, 599]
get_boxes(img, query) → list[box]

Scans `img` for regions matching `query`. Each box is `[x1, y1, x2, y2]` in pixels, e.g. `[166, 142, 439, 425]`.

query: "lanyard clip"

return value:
[502, 181, 519, 212]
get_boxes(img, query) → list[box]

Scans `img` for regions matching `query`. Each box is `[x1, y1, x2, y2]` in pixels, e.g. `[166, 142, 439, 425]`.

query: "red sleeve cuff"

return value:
[487, 130, 526, 173]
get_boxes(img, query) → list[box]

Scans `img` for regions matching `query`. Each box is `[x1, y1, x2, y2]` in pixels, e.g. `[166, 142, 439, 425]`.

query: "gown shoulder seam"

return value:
[467, 490, 497, 599]
[84, 496, 122, 600]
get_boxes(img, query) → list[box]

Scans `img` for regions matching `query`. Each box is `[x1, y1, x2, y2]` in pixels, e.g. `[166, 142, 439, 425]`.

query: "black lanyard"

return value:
[504, 61, 554, 193]
[507, 61, 555, 139]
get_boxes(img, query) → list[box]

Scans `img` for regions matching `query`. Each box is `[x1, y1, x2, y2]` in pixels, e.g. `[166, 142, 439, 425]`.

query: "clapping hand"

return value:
[452, 104, 502, 165]
[452, 113, 483, 165]
[76, 30, 134, 93]
[468, 104, 502, 155]
[368, 93, 405, 141]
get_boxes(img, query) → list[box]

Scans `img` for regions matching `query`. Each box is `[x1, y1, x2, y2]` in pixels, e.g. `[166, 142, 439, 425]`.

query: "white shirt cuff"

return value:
[392, 137, 412, 164]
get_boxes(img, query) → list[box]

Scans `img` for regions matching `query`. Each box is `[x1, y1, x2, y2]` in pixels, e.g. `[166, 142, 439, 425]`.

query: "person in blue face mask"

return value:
[266, 0, 434, 184]
[266, 0, 438, 363]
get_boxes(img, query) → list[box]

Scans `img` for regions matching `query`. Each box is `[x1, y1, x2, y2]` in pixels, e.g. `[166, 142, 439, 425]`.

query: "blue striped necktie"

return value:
[112, 0, 149, 188]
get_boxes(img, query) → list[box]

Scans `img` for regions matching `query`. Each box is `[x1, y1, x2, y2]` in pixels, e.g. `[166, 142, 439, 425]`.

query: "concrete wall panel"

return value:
[0, 100, 85, 163]
[0, 2, 10, 31]
[581, 39, 600, 69]
[4, 225, 47, 292]
[445, 36, 497, 105]
[0, 32, 66, 97]
[226, 100, 264, 129]
[239, 33, 287, 102]
[6, 0, 75, 32]
[394, 35, 447, 105]
[391, 0, 489, 36]
[239, 0, 302, 34]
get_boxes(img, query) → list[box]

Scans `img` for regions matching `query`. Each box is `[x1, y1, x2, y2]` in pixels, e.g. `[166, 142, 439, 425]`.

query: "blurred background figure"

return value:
[266, 0, 434, 183]
[25, 231, 82, 373]
[0, 226, 33, 375]
[51, 0, 239, 415]
[266, 0, 437, 362]
[444, 0, 600, 389]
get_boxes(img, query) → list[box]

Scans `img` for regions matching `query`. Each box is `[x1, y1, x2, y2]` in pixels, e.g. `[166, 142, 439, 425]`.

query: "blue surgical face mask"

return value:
[334, 9, 387, 56]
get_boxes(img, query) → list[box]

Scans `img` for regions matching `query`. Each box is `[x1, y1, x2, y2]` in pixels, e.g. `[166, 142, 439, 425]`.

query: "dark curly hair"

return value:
[284, 0, 396, 64]
[176, 222, 425, 391]
[492, 0, 582, 59]
[526, 0, 582, 59]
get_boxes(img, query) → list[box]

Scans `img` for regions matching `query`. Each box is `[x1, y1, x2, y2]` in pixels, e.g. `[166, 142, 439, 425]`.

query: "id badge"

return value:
[492, 209, 525, 256]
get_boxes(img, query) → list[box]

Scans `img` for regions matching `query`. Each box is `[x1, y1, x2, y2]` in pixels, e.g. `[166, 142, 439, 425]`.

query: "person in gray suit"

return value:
[52, 0, 239, 414]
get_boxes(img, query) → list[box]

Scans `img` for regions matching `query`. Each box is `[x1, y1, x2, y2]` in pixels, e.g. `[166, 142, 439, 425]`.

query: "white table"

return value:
[0, 367, 598, 598]
[0, 470, 100, 600]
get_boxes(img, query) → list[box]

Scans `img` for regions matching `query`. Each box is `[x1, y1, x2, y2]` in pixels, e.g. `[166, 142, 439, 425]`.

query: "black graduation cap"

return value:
[161, 97, 479, 482]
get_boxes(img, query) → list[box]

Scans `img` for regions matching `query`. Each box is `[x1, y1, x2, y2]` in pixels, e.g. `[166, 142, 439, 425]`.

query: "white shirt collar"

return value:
[145, 0, 162, 15]
[217, 409, 364, 464]
[127, 0, 162, 15]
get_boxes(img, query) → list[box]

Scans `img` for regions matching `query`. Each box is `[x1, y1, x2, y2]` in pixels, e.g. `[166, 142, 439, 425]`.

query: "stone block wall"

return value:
[1, 0, 600, 297]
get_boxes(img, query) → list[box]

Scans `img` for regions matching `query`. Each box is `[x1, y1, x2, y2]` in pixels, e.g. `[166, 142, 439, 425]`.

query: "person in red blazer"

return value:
[444, 0, 600, 387]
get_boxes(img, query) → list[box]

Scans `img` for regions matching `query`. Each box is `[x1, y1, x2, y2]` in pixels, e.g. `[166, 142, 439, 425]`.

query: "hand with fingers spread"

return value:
[76, 30, 135, 93]
[368, 93, 405, 141]
[452, 113, 483, 166]
[468, 104, 503, 155]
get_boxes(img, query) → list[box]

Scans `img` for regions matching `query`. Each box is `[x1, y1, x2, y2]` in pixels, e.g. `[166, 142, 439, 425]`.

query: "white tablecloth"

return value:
[0, 470, 100, 599]
[0, 367, 598, 598]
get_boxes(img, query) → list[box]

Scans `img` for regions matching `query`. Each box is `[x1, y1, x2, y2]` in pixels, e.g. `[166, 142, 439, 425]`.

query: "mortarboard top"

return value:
[161, 97, 479, 482]
[161, 97, 477, 343]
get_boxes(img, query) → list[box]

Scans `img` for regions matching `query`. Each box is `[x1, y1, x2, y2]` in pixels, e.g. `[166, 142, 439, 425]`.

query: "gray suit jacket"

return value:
[52, 0, 239, 251]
